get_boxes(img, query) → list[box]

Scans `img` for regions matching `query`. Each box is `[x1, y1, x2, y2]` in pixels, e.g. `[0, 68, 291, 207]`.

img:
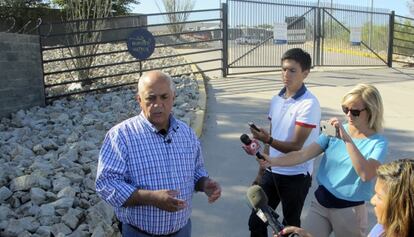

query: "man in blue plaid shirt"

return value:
[96, 70, 221, 237]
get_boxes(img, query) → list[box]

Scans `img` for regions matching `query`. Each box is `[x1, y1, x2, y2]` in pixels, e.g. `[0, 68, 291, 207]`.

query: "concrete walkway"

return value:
[190, 66, 414, 236]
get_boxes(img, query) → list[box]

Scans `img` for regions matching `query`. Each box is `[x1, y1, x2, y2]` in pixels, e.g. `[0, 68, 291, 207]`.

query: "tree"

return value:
[257, 24, 273, 30]
[111, 0, 140, 15]
[157, 0, 196, 40]
[63, 0, 113, 88]
[47, 0, 139, 89]
[52, 0, 139, 15]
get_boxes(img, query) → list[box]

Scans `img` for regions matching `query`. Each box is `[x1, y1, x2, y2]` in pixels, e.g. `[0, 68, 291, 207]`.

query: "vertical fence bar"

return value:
[222, 2, 228, 77]
[388, 11, 395, 67]
[321, 8, 325, 66]
[313, 7, 317, 67]
[38, 24, 47, 105]
[316, 7, 321, 66]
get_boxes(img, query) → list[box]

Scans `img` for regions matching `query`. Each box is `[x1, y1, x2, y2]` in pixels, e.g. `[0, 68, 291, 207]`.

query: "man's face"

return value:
[281, 59, 309, 91]
[137, 76, 175, 130]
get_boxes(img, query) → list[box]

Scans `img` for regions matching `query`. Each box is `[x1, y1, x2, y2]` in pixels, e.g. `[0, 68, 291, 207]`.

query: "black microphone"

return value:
[240, 134, 265, 160]
[246, 185, 299, 237]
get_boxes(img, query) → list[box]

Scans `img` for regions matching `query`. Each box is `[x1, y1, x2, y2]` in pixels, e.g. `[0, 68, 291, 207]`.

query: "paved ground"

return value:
[189, 65, 414, 237]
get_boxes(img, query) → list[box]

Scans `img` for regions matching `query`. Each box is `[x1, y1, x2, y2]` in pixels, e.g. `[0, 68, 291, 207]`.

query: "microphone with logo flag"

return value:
[240, 134, 264, 160]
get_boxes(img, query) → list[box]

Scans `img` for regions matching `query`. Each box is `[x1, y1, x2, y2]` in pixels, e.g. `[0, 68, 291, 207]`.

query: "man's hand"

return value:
[242, 139, 261, 156]
[273, 226, 313, 237]
[153, 190, 187, 212]
[203, 179, 221, 203]
[257, 154, 272, 169]
[250, 126, 271, 144]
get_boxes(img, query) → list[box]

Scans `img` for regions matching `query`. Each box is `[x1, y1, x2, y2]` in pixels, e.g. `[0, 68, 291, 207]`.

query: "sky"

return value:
[133, 0, 411, 17]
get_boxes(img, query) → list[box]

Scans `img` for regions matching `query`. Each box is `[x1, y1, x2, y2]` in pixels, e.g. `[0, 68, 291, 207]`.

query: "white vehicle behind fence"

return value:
[235, 36, 261, 45]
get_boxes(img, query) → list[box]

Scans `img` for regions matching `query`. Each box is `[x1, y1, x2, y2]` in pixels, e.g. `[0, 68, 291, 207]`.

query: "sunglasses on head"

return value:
[342, 105, 366, 117]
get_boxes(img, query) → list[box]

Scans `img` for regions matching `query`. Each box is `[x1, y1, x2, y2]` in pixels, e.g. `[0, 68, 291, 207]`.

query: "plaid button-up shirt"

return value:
[96, 112, 208, 235]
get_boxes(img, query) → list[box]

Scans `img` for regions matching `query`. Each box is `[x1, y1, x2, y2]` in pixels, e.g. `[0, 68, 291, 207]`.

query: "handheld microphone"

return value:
[240, 134, 264, 160]
[246, 185, 299, 237]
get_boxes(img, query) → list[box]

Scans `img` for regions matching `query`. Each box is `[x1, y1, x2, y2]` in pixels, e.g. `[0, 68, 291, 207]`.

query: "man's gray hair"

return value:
[137, 71, 175, 94]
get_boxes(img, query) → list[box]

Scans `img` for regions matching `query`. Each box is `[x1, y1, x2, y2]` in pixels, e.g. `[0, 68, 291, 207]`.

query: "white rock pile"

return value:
[0, 46, 201, 236]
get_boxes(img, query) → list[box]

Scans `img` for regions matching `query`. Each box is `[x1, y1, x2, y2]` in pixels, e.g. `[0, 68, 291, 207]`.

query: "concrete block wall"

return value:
[0, 32, 45, 118]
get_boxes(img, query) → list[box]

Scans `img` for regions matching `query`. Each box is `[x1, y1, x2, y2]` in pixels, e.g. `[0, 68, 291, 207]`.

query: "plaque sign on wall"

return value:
[127, 28, 155, 60]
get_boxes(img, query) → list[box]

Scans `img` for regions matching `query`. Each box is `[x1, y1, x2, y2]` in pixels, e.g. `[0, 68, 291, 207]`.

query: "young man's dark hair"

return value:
[281, 48, 311, 71]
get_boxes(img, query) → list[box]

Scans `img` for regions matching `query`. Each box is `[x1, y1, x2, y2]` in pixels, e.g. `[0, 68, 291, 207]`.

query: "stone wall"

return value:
[0, 32, 45, 118]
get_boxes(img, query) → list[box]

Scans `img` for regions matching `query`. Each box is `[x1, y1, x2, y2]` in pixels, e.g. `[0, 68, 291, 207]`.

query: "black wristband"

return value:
[267, 136, 273, 145]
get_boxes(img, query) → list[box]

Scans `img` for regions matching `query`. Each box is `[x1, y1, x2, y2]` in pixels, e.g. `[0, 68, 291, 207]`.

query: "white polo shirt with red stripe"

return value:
[268, 84, 321, 175]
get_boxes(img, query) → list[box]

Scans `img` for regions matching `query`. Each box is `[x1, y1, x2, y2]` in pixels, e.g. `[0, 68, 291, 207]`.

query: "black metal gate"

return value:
[225, 0, 391, 75]
[318, 6, 391, 67]
[38, 9, 224, 102]
[226, 0, 317, 75]
[391, 14, 414, 65]
[36, 0, 414, 92]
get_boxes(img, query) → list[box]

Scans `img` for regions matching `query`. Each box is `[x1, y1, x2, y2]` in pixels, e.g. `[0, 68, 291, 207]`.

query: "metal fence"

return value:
[226, 0, 316, 75]
[38, 9, 224, 101]
[225, 0, 393, 75]
[318, 7, 391, 67]
[34, 1, 414, 100]
[392, 14, 414, 65]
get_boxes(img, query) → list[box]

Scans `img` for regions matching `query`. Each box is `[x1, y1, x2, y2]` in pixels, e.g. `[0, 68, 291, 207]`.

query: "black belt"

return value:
[127, 224, 180, 237]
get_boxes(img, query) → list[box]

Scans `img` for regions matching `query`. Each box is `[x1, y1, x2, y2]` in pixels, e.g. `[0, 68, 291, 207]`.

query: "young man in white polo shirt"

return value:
[248, 48, 321, 237]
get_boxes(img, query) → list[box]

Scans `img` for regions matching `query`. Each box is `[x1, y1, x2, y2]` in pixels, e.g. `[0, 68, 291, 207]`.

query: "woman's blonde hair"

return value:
[377, 159, 414, 237]
[341, 84, 384, 132]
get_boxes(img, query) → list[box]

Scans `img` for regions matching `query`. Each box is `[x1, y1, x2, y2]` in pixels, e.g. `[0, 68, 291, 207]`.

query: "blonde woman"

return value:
[260, 84, 388, 237]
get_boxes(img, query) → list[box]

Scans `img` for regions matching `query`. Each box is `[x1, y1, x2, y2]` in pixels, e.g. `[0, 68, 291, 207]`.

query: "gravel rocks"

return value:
[0, 45, 201, 236]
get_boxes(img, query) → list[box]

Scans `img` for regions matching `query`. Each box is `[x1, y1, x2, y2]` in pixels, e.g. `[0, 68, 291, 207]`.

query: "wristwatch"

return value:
[267, 136, 273, 145]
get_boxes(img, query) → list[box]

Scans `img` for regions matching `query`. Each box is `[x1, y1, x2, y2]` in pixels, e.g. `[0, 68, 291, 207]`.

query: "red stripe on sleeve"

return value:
[295, 121, 316, 128]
